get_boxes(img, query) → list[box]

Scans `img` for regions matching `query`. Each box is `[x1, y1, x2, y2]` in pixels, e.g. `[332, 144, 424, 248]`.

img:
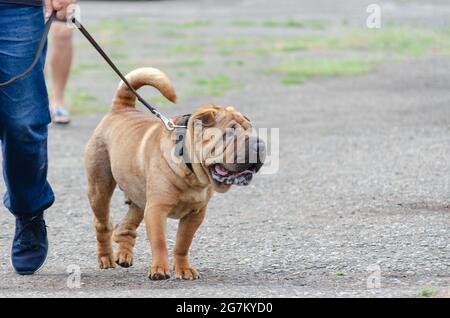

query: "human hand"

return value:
[44, 0, 76, 20]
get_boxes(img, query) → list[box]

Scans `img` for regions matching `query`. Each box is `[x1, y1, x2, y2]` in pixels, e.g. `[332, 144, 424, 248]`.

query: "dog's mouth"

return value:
[209, 163, 256, 186]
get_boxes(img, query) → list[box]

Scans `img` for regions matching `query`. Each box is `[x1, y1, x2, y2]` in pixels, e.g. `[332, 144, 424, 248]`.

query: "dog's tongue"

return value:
[215, 164, 229, 176]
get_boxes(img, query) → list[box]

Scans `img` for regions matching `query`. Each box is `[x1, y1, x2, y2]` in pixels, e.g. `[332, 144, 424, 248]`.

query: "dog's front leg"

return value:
[145, 203, 171, 280]
[173, 208, 206, 280]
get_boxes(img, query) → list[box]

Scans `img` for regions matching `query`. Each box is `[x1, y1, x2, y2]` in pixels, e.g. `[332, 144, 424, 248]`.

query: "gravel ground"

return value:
[0, 0, 449, 297]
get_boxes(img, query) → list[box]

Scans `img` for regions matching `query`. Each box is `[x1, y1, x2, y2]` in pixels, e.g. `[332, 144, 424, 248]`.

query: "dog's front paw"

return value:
[115, 250, 133, 268]
[148, 263, 171, 280]
[174, 264, 200, 280]
[98, 254, 115, 269]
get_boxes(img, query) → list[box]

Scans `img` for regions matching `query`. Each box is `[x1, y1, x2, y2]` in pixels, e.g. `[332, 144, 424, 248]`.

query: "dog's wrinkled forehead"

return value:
[200, 105, 252, 130]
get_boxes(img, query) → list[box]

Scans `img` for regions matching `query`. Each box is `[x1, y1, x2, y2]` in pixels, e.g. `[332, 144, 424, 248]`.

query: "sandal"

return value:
[51, 106, 71, 125]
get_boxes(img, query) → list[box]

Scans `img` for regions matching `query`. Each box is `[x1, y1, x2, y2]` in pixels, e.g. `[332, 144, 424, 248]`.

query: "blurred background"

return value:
[60, 0, 450, 114]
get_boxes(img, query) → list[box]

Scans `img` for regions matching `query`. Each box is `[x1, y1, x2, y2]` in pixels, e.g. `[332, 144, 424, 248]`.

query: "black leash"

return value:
[0, 12, 184, 131]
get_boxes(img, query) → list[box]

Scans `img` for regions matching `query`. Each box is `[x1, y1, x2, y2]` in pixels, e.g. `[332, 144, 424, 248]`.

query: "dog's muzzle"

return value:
[210, 136, 265, 186]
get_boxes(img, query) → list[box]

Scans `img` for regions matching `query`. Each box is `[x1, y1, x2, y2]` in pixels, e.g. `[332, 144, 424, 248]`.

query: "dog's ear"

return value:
[195, 109, 217, 127]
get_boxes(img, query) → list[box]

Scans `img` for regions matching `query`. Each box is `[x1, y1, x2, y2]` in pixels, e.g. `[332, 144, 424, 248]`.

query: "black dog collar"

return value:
[174, 114, 194, 172]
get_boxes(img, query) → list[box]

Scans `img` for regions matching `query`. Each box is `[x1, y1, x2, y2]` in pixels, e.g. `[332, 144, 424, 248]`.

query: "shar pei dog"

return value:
[85, 67, 265, 280]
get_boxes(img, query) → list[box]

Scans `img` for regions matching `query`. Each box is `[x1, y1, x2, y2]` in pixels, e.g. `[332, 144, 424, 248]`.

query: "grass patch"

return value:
[161, 20, 211, 29]
[69, 92, 107, 115]
[160, 30, 186, 38]
[335, 272, 346, 277]
[214, 37, 251, 47]
[109, 51, 128, 60]
[94, 18, 149, 34]
[281, 75, 305, 85]
[175, 59, 204, 67]
[218, 48, 234, 56]
[262, 21, 281, 28]
[270, 38, 311, 52]
[95, 18, 129, 33]
[327, 28, 450, 56]
[263, 20, 328, 30]
[172, 44, 202, 54]
[71, 62, 102, 75]
[225, 60, 245, 66]
[232, 20, 257, 27]
[190, 74, 237, 97]
[214, 36, 255, 56]
[268, 27, 450, 55]
[259, 26, 450, 55]
[271, 58, 380, 85]
[417, 287, 438, 298]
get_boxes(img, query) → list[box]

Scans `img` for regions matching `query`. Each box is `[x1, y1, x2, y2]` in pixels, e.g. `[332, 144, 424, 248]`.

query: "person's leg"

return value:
[0, 4, 54, 274]
[49, 22, 72, 124]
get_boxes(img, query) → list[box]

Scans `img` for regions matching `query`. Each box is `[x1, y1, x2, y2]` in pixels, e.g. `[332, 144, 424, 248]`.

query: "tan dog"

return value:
[85, 67, 265, 280]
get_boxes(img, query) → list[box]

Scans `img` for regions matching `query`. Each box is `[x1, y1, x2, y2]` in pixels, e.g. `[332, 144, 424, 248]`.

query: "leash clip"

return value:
[157, 112, 187, 131]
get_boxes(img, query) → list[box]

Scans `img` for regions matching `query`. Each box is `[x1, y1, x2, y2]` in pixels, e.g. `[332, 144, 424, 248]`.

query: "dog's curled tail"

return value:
[112, 67, 177, 111]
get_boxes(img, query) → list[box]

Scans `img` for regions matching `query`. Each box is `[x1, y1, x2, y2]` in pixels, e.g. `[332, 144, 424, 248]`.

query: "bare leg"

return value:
[113, 202, 144, 268]
[173, 208, 206, 280]
[144, 203, 171, 280]
[50, 23, 73, 109]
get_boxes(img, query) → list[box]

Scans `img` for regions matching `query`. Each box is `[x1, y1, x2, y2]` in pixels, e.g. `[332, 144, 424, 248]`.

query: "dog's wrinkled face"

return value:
[188, 104, 266, 192]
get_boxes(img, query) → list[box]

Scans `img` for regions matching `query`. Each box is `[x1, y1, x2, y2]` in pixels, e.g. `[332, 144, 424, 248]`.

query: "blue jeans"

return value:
[0, 4, 54, 216]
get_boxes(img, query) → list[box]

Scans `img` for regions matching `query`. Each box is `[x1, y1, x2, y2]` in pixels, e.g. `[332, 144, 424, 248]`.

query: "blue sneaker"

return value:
[11, 212, 48, 275]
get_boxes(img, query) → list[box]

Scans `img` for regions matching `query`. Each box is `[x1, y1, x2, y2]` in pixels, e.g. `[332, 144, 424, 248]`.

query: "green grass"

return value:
[95, 18, 129, 33]
[109, 51, 128, 60]
[417, 287, 438, 298]
[71, 62, 102, 75]
[94, 18, 149, 33]
[265, 27, 450, 55]
[160, 30, 187, 38]
[262, 21, 281, 28]
[69, 92, 107, 115]
[262, 20, 328, 30]
[175, 59, 204, 67]
[160, 20, 211, 29]
[225, 60, 245, 66]
[281, 75, 305, 85]
[190, 74, 237, 97]
[172, 44, 202, 54]
[271, 58, 380, 85]
[214, 36, 253, 56]
[214, 37, 251, 47]
[218, 48, 234, 56]
[326, 28, 450, 56]
[335, 272, 346, 277]
[232, 20, 257, 27]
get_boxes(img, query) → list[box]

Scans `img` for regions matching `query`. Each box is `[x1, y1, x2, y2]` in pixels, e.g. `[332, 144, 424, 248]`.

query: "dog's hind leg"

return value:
[85, 140, 117, 269]
[113, 202, 144, 268]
